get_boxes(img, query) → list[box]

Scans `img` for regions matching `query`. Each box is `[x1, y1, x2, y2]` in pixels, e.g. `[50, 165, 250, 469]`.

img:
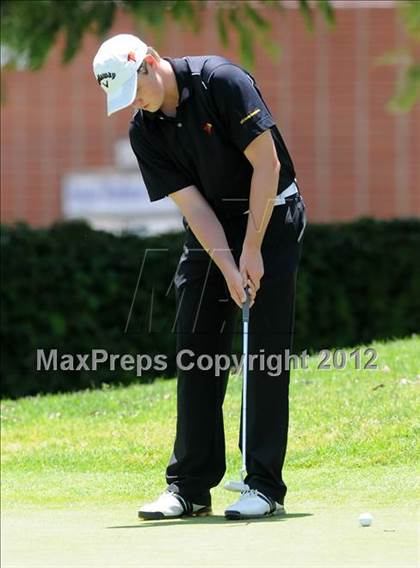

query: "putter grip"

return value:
[242, 288, 250, 322]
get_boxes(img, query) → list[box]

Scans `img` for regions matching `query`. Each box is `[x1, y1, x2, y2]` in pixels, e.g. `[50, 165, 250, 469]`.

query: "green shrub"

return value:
[1, 218, 419, 398]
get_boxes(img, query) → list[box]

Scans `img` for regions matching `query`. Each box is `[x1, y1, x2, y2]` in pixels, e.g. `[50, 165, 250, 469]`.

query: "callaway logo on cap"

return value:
[93, 34, 148, 117]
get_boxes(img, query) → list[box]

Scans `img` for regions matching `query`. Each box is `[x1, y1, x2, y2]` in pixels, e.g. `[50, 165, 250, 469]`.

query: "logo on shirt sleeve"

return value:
[203, 122, 213, 135]
[240, 108, 261, 125]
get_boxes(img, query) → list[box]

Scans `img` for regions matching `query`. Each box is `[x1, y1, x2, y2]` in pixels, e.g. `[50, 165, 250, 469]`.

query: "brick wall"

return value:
[1, 3, 419, 226]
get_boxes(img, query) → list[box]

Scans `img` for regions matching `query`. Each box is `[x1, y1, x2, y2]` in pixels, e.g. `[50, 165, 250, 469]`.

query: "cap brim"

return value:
[106, 72, 138, 117]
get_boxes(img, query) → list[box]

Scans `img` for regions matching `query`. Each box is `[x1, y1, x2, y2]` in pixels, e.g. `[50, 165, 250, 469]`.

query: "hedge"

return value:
[1, 218, 419, 399]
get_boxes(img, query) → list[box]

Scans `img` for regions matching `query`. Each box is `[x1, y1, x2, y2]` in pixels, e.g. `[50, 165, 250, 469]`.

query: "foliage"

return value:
[1, 218, 419, 398]
[376, 0, 420, 112]
[0, 0, 333, 71]
[2, 0, 418, 110]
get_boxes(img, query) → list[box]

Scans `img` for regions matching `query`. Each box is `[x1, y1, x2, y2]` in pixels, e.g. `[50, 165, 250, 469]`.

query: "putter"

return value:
[224, 287, 251, 492]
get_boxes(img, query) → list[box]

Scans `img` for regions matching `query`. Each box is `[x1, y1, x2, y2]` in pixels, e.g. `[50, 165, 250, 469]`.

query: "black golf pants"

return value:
[165, 194, 306, 506]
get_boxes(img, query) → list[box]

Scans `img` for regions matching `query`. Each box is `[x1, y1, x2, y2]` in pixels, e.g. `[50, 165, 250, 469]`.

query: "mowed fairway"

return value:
[1, 336, 419, 567]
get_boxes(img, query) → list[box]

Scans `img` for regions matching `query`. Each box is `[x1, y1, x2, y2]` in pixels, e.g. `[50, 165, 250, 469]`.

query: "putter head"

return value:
[224, 480, 250, 492]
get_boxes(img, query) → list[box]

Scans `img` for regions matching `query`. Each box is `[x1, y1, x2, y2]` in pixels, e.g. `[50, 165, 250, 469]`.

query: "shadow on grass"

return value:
[108, 512, 313, 529]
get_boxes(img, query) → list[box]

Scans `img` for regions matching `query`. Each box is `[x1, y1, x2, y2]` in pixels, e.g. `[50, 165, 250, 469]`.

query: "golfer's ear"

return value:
[144, 53, 157, 69]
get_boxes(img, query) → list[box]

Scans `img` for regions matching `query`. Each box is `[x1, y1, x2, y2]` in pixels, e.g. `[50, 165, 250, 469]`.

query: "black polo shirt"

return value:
[129, 56, 296, 219]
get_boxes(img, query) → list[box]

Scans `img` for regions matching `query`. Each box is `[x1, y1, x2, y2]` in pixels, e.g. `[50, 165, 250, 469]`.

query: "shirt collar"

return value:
[166, 57, 192, 104]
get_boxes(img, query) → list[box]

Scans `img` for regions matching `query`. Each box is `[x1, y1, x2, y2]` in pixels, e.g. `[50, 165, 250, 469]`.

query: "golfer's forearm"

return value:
[185, 206, 237, 274]
[243, 164, 280, 250]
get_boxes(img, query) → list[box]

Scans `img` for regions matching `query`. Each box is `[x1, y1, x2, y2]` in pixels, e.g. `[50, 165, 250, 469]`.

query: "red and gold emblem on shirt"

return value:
[203, 122, 213, 135]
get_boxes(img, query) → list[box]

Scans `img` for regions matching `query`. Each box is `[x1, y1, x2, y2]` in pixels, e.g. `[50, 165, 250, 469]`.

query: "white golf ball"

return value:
[358, 512, 373, 527]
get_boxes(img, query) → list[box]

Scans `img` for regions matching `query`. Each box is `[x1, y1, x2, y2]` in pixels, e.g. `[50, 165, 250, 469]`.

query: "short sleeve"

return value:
[129, 121, 193, 202]
[208, 64, 276, 152]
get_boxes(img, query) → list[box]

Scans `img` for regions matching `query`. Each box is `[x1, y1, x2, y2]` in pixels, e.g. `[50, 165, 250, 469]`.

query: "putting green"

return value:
[1, 504, 417, 567]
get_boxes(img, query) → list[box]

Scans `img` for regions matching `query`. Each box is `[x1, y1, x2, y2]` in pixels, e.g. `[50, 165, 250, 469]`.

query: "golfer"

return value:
[93, 34, 307, 520]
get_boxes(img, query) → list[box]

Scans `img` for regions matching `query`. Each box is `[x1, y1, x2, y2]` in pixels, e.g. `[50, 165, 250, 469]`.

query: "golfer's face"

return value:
[132, 64, 164, 113]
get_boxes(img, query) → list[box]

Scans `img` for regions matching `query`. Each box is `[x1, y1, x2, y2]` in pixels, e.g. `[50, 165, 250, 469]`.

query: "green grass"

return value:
[1, 336, 419, 511]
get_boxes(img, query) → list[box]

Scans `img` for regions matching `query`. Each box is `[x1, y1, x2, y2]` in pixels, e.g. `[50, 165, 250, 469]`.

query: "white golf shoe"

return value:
[138, 490, 212, 520]
[224, 488, 285, 520]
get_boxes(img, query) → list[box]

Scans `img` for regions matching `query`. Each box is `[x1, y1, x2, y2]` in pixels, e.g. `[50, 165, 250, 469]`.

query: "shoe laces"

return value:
[239, 488, 259, 500]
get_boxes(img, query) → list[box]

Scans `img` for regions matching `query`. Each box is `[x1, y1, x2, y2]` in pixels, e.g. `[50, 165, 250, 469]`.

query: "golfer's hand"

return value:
[239, 245, 263, 305]
[224, 266, 251, 309]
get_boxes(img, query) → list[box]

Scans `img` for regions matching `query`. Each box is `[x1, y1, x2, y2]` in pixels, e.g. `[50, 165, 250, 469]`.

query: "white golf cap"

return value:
[93, 34, 148, 116]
